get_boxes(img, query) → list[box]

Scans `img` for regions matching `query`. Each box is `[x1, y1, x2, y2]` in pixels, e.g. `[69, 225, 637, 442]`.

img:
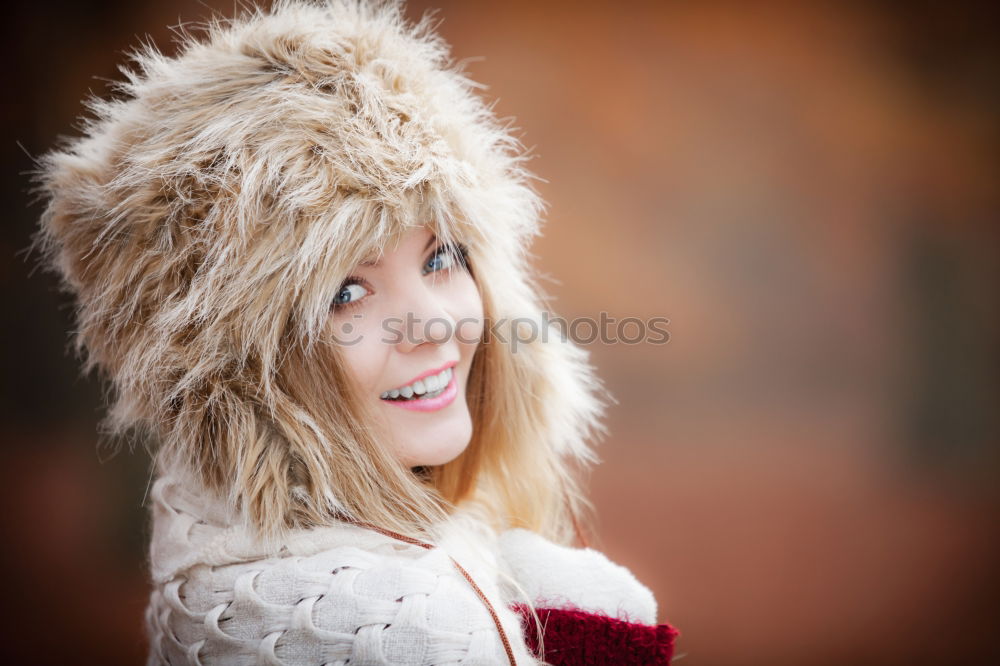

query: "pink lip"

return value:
[382, 370, 458, 412]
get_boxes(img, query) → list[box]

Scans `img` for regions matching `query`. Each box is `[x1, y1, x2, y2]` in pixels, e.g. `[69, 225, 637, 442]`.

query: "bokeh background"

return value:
[4, 0, 998, 663]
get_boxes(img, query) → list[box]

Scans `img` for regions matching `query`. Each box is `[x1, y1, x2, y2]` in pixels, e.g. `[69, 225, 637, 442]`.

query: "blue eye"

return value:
[331, 281, 369, 309]
[423, 243, 468, 275]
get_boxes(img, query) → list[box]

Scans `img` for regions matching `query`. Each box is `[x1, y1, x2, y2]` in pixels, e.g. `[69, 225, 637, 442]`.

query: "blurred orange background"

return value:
[4, 1, 998, 664]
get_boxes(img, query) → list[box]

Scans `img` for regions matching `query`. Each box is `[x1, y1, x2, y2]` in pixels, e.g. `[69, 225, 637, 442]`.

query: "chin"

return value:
[396, 422, 473, 467]
[403, 438, 471, 467]
[390, 403, 474, 468]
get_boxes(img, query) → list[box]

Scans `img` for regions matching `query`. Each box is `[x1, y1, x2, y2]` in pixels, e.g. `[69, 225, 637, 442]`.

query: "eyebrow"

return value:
[359, 234, 437, 267]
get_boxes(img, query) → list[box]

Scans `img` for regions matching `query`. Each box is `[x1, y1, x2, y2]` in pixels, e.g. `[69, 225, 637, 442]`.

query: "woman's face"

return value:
[328, 225, 484, 467]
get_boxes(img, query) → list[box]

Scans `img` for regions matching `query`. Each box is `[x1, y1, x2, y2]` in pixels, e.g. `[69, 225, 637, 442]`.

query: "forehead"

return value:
[359, 226, 437, 267]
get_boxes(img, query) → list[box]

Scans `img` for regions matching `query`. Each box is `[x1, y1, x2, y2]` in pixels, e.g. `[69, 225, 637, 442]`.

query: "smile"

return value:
[380, 364, 458, 412]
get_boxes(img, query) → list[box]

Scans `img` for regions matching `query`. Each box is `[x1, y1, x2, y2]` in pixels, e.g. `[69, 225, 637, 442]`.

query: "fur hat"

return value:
[30, 0, 609, 541]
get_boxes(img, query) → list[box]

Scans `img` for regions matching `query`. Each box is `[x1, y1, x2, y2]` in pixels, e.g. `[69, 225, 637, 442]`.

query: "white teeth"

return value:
[381, 366, 454, 400]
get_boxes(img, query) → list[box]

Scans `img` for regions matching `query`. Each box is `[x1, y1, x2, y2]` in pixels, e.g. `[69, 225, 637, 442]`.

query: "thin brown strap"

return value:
[447, 555, 518, 665]
[339, 516, 519, 666]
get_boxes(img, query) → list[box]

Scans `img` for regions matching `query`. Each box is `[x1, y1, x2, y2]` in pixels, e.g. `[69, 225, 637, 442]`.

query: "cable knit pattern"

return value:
[145, 473, 534, 665]
[144, 472, 664, 664]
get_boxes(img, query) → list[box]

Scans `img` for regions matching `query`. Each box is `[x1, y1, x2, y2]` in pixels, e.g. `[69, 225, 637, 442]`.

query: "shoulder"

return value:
[146, 472, 405, 583]
[148, 541, 525, 664]
[145, 474, 537, 665]
[496, 527, 659, 626]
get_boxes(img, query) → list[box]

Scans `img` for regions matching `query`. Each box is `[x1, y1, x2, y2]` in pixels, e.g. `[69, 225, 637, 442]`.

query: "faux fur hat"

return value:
[31, 0, 609, 541]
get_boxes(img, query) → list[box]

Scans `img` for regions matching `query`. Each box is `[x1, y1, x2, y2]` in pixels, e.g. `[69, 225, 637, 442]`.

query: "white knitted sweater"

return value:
[144, 472, 659, 665]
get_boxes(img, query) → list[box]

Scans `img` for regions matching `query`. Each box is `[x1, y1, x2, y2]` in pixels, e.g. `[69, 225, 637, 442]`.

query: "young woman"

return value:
[31, 0, 679, 663]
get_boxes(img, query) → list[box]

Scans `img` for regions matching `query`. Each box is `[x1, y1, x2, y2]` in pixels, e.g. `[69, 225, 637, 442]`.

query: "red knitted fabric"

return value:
[509, 602, 680, 665]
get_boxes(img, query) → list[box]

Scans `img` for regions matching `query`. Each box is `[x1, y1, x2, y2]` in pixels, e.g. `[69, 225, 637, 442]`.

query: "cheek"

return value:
[450, 274, 485, 343]
[330, 314, 389, 393]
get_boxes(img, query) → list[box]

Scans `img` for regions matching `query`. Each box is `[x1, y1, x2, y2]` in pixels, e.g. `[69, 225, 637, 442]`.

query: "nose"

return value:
[391, 277, 456, 354]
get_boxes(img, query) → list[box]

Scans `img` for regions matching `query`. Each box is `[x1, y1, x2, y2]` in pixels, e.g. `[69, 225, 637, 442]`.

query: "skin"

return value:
[328, 225, 484, 468]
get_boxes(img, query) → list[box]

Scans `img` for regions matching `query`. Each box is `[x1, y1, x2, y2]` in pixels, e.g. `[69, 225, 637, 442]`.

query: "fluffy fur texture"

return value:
[30, 0, 610, 545]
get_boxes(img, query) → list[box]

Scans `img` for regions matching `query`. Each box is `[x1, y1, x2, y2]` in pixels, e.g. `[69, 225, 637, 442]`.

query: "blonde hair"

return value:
[30, 0, 610, 547]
